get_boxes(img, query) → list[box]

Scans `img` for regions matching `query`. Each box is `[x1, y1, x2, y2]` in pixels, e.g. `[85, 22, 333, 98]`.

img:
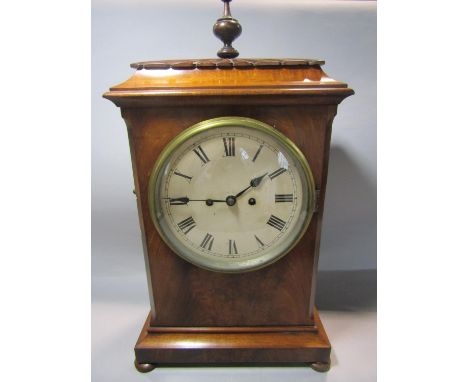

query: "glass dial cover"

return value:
[149, 117, 315, 273]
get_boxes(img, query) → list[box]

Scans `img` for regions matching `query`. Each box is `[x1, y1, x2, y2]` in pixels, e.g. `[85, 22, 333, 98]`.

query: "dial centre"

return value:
[226, 195, 237, 206]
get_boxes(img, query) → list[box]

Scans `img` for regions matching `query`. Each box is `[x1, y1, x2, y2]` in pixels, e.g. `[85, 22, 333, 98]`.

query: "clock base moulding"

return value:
[134, 307, 331, 372]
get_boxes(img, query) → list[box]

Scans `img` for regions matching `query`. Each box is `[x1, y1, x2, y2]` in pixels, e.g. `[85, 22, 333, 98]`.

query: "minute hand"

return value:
[234, 172, 268, 198]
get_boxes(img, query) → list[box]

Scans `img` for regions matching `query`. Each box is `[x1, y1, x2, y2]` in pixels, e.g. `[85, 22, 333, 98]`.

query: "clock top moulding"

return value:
[103, 0, 353, 373]
[103, 57, 353, 107]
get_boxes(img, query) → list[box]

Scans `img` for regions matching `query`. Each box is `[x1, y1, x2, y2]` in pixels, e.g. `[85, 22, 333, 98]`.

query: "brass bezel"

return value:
[148, 117, 316, 273]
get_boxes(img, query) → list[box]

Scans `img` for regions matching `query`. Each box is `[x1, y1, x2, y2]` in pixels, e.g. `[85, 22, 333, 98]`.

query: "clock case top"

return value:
[104, 58, 353, 107]
[103, 58, 353, 328]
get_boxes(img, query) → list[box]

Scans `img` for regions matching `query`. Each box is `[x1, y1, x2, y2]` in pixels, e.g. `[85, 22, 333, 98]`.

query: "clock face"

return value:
[149, 117, 315, 273]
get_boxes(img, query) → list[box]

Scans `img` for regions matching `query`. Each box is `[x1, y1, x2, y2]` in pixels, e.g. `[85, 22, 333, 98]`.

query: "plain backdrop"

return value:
[92, 1, 376, 381]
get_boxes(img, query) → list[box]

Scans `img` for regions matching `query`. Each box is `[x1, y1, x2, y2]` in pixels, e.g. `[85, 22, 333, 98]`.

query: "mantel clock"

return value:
[104, 0, 353, 373]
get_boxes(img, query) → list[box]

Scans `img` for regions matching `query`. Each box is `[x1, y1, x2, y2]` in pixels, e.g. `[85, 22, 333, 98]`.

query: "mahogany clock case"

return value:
[104, 59, 353, 368]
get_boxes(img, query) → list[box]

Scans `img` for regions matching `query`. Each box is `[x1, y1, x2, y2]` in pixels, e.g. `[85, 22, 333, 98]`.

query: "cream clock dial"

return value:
[149, 117, 315, 273]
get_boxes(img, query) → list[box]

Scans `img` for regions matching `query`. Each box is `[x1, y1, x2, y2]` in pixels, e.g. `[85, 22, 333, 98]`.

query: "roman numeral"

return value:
[193, 145, 210, 164]
[252, 144, 263, 162]
[223, 137, 235, 157]
[254, 235, 265, 247]
[275, 194, 294, 203]
[267, 215, 286, 231]
[269, 167, 287, 180]
[200, 233, 214, 250]
[177, 216, 196, 234]
[174, 171, 192, 182]
[229, 239, 238, 255]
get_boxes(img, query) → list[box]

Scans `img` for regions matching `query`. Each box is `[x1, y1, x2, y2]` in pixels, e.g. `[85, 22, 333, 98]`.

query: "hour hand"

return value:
[165, 197, 190, 205]
[234, 173, 269, 198]
[250, 172, 268, 187]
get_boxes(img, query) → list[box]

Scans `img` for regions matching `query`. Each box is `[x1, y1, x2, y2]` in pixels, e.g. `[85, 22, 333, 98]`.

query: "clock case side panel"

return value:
[307, 111, 337, 315]
[123, 113, 157, 318]
[120, 100, 338, 327]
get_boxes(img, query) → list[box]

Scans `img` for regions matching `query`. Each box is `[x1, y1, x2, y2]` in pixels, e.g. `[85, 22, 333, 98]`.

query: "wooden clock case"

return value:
[104, 58, 353, 372]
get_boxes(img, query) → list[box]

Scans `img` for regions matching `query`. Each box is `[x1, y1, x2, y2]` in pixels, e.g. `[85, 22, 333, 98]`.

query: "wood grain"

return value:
[103, 62, 353, 106]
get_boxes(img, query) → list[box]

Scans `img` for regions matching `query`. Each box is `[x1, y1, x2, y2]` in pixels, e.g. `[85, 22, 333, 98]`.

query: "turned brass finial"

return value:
[213, 0, 242, 59]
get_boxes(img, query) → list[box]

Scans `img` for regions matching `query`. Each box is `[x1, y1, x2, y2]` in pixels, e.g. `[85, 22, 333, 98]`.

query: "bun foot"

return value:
[134, 359, 157, 373]
[310, 360, 331, 373]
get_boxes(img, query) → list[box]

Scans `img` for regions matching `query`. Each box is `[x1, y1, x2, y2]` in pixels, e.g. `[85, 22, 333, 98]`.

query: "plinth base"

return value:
[134, 307, 331, 373]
